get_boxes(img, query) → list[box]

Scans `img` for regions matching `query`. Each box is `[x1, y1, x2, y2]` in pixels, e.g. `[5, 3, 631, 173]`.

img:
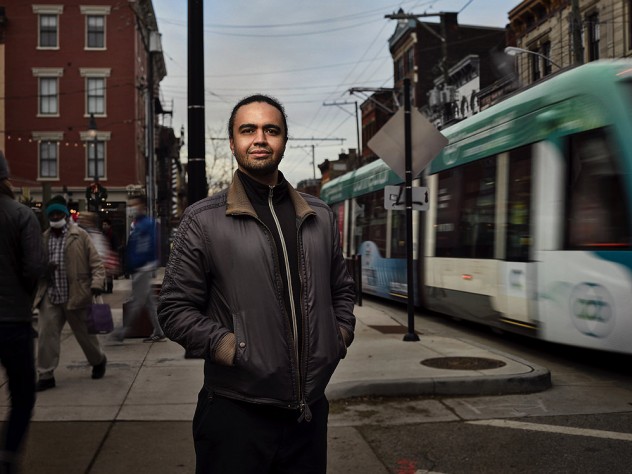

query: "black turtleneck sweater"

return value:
[237, 170, 304, 355]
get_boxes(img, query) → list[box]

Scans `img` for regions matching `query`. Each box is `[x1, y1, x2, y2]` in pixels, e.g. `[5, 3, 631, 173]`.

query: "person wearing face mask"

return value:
[110, 195, 165, 342]
[33, 195, 108, 392]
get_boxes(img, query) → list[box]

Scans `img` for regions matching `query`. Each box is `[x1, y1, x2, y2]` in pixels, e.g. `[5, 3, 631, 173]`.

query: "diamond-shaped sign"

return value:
[367, 108, 448, 180]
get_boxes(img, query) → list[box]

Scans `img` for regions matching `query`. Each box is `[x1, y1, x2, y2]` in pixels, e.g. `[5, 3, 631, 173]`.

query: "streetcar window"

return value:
[435, 158, 497, 258]
[567, 128, 630, 249]
[506, 146, 533, 261]
[390, 211, 407, 258]
[354, 190, 388, 256]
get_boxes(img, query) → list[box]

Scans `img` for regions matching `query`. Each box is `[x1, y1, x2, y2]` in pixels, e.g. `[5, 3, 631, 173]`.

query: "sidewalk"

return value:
[0, 270, 551, 473]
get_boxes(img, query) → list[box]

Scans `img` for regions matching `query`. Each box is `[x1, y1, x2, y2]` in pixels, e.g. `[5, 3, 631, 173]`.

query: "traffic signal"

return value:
[86, 181, 108, 211]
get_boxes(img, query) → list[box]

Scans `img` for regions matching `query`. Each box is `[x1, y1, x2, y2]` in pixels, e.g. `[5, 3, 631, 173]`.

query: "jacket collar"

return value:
[226, 170, 315, 220]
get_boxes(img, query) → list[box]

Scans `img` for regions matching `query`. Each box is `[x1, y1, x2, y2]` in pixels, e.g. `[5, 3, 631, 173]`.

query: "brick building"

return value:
[386, 11, 506, 129]
[0, 0, 166, 241]
[359, 90, 396, 165]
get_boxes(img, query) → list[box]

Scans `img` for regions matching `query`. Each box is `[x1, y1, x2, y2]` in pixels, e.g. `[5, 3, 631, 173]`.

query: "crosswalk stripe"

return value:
[468, 419, 632, 441]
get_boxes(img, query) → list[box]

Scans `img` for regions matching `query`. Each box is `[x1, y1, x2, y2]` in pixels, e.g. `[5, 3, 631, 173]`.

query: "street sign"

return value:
[367, 108, 448, 180]
[384, 185, 428, 211]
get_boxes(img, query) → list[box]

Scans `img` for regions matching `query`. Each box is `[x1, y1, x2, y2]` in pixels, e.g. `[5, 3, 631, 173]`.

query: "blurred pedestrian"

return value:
[78, 211, 109, 280]
[33, 195, 107, 392]
[111, 195, 165, 342]
[158, 95, 355, 473]
[100, 218, 120, 293]
[0, 151, 47, 474]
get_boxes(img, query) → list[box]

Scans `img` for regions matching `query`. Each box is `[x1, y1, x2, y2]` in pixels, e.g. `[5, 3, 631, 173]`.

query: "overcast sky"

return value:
[152, 0, 521, 187]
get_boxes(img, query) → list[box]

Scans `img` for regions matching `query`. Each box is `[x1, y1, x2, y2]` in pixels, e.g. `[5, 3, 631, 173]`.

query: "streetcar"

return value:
[321, 60, 632, 354]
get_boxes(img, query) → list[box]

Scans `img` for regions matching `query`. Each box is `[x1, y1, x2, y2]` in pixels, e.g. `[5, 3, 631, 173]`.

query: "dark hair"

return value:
[228, 94, 288, 140]
[0, 179, 14, 199]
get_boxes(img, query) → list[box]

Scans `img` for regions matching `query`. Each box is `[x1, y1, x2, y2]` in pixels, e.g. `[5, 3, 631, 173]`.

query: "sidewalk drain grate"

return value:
[420, 357, 506, 370]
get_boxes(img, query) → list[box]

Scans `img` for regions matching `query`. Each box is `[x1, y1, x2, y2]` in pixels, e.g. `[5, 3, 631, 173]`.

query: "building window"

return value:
[33, 5, 63, 49]
[87, 77, 105, 115]
[39, 142, 58, 178]
[81, 6, 110, 50]
[406, 47, 414, 73]
[530, 51, 541, 82]
[86, 15, 105, 48]
[586, 13, 600, 61]
[80, 68, 111, 116]
[87, 141, 105, 180]
[541, 42, 552, 76]
[395, 57, 404, 82]
[39, 77, 58, 116]
[629, 0, 632, 50]
[39, 14, 58, 48]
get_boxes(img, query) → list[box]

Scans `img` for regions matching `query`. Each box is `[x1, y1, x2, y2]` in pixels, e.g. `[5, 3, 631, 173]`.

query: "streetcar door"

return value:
[495, 146, 537, 326]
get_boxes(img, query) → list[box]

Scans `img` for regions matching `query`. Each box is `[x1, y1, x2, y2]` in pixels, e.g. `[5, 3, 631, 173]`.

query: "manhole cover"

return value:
[420, 356, 506, 370]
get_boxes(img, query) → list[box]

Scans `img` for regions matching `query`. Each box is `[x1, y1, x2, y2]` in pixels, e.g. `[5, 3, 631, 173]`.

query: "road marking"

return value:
[468, 419, 632, 441]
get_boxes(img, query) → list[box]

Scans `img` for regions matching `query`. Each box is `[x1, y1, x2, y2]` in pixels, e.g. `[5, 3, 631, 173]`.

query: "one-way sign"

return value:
[384, 185, 428, 211]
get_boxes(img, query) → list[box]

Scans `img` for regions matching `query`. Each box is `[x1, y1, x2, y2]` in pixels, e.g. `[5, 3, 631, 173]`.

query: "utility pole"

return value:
[349, 87, 398, 113]
[323, 100, 361, 157]
[288, 137, 346, 180]
[146, 31, 162, 221]
[187, 0, 207, 206]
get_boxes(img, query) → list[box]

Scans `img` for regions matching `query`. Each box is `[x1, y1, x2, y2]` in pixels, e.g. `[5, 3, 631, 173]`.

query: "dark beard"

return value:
[235, 153, 283, 178]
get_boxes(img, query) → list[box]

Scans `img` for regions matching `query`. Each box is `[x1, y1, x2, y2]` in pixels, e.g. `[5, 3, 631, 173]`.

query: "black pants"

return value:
[193, 389, 328, 474]
[0, 323, 36, 454]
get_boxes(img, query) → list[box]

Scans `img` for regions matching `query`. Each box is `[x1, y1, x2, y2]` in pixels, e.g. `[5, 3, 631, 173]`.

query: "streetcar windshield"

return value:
[566, 127, 631, 249]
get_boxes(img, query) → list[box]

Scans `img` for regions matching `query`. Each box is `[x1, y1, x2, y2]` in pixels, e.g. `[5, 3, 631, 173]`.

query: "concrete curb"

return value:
[327, 341, 552, 400]
[326, 367, 551, 400]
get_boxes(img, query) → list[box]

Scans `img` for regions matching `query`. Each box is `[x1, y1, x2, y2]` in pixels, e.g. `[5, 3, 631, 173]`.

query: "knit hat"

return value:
[45, 195, 70, 217]
[0, 150, 9, 180]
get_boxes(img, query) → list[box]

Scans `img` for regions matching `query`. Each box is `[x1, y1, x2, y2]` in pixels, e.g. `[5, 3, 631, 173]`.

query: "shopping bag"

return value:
[86, 296, 114, 334]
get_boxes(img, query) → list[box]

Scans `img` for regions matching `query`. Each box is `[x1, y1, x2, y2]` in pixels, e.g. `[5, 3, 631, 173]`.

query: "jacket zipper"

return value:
[267, 187, 311, 422]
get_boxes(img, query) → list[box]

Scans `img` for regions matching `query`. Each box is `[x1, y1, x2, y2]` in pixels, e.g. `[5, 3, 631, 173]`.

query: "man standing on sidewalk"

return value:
[0, 152, 47, 474]
[111, 195, 165, 343]
[158, 95, 355, 473]
[34, 195, 108, 391]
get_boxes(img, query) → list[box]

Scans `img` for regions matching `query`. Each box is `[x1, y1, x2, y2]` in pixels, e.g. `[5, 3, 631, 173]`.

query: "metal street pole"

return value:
[88, 113, 99, 212]
[94, 135, 98, 184]
[187, 0, 207, 205]
[147, 43, 155, 221]
[403, 77, 419, 342]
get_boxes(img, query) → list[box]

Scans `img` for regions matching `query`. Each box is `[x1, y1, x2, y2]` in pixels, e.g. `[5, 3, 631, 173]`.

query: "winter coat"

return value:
[0, 194, 47, 323]
[34, 223, 106, 310]
[125, 214, 157, 272]
[158, 175, 355, 417]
